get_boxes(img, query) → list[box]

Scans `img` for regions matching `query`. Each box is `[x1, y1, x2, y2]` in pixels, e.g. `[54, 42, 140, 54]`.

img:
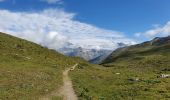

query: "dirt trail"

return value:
[60, 63, 78, 100]
[40, 64, 78, 100]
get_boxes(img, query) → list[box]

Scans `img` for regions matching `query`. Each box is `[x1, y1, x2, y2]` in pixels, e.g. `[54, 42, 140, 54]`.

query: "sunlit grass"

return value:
[0, 32, 81, 99]
[71, 43, 170, 100]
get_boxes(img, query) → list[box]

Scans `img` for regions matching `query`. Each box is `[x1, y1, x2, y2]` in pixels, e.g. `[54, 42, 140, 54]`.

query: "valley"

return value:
[0, 1, 170, 100]
[70, 36, 170, 100]
[0, 32, 170, 100]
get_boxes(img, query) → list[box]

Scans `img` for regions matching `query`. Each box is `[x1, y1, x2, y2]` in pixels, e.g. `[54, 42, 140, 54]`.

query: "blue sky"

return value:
[0, 0, 170, 50]
[66, 0, 170, 35]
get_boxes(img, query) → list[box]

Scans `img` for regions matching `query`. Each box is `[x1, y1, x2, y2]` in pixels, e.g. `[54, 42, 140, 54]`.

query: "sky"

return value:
[0, 0, 170, 50]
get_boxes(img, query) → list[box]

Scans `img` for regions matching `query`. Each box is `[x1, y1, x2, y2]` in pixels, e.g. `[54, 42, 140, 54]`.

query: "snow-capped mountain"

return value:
[58, 42, 129, 62]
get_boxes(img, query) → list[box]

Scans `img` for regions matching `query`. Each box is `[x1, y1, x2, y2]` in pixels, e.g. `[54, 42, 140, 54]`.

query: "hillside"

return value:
[102, 36, 170, 65]
[0, 32, 85, 99]
[89, 52, 111, 64]
[1, 32, 170, 100]
[70, 36, 170, 100]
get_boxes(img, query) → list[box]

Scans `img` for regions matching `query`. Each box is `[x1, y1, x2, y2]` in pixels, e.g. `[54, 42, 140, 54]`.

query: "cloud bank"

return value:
[0, 9, 136, 51]
[135, 21, 170, 38]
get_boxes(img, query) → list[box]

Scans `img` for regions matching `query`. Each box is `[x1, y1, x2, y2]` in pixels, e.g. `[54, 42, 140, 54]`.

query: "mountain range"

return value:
[58, 42, 128, 63]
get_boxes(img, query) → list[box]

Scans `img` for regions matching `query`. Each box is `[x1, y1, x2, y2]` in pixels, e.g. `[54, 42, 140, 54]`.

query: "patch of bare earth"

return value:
[40, 64, 78, 100]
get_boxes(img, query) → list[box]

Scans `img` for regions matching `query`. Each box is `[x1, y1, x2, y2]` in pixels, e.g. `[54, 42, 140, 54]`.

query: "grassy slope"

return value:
[0, 32, 84, 100]
[1, 32, 170, 100]
[71, 37, 170, 100]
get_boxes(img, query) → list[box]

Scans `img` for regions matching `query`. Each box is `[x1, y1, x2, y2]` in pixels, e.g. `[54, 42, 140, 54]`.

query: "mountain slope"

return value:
[0, 32, 85, 99]
[58, 47, 113, 61]
[102, 36, 170, 65]
[89, 51, 112, 64]
[58, 42, 127, 61]
[70, 36, 170, 100]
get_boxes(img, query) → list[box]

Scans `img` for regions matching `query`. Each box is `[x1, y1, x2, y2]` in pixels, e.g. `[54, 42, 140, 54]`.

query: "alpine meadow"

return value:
[0, 0, 170, 100]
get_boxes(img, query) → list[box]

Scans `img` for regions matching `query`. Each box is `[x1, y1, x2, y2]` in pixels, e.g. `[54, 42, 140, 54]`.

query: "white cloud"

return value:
[41, 0, 62, 4]
[0, 9, 136, 51]
[135, 21, 170, 38]
[134, 32, 141, 37]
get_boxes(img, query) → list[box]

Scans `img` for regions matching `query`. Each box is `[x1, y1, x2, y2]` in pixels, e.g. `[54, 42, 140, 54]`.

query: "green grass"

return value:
[71, 55, 170, 100]
[70, 37, 170, 100]
[1, 32, 170, 100]
[0, 32, 83, 99]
